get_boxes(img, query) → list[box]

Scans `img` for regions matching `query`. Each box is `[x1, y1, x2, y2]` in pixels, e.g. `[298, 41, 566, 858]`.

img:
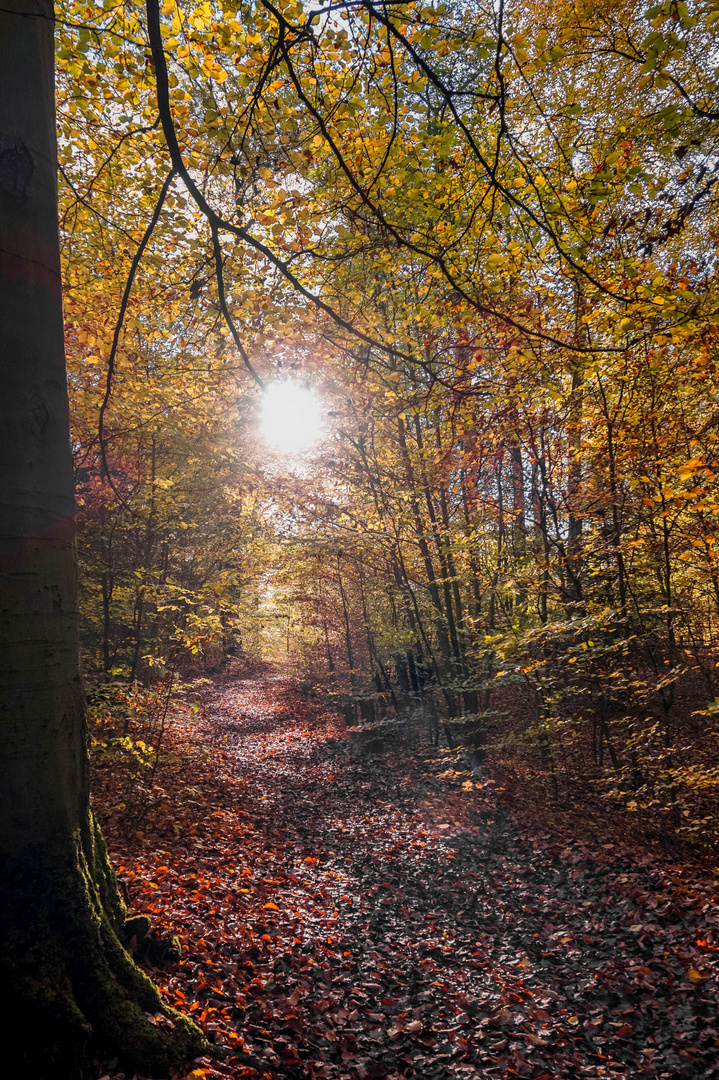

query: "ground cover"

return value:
[92, 671, 719, 1080]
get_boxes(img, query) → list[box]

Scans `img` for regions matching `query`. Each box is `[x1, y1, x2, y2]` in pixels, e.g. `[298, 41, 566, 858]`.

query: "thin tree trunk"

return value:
[459, 462, 483, 620]
[337, 554, 357, 689]
[566, 288, 585, 607]
[414, 413, 462, 664]
[396, 416, 450, 653]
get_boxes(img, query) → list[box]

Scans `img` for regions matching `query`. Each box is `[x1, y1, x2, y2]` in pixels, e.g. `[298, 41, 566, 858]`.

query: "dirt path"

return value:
[107, 674, 719, 1080]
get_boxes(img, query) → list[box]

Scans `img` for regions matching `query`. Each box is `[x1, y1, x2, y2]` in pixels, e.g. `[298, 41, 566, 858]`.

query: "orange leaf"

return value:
[263, 901, 279, 910]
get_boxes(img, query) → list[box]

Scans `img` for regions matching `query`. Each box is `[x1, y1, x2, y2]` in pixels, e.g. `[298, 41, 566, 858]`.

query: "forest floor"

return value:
[94, 670, 719, 1080]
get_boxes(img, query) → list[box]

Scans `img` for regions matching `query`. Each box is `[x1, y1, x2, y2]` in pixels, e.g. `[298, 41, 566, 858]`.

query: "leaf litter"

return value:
[93, 672, 719, 1079]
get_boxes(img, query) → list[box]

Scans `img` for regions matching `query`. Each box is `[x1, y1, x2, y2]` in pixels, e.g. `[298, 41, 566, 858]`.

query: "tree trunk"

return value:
[0, 3, 204, 1074]
[337, 554, 357, 689]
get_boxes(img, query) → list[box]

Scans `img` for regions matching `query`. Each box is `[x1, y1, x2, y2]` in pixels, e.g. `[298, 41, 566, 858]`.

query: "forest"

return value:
[2, 0, 719, 1076]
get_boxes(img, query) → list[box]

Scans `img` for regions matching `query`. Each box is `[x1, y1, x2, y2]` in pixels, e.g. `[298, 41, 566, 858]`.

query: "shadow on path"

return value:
[117, 672, 719, 1080]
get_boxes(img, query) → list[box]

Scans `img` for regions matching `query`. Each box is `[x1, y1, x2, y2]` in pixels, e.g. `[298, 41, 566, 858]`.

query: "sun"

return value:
[260, 380, 324, 454]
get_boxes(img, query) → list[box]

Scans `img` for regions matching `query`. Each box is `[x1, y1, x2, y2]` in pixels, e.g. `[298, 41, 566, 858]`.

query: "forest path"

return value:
[111, 672, 719, 1080]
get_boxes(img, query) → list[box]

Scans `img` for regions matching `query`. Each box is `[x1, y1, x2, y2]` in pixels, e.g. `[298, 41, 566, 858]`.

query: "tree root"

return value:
[0, 813, 206, 1078]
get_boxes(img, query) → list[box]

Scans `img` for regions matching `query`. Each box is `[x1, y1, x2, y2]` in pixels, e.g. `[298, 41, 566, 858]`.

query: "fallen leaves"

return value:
[92, 672, 719, 1080]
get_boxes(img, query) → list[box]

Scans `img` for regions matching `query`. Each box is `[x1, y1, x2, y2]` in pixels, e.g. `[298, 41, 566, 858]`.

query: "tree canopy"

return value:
[58, 0, 719, 839]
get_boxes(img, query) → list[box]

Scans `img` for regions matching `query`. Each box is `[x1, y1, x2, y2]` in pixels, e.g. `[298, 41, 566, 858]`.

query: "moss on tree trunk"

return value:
[1, 811, 205, 1076]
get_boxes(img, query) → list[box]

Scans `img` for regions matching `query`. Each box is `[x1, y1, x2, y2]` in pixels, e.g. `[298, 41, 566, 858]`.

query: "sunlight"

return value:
[260, 380, 324, 454]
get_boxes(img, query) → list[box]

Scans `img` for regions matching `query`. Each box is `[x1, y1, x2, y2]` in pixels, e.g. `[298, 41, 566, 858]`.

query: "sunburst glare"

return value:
[260, 380, 324, 454]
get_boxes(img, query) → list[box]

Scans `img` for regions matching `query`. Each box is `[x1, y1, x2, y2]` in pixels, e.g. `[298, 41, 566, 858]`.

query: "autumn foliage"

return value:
[58, 0, 719, 878]
[2, 0, 708, 1074]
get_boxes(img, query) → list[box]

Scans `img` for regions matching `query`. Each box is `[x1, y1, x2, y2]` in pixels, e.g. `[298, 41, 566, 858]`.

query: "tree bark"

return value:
[0, 2, 204, 1074]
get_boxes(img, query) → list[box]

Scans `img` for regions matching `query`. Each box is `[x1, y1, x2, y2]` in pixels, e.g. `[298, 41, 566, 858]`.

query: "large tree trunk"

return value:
[0, 2, 204, 1074]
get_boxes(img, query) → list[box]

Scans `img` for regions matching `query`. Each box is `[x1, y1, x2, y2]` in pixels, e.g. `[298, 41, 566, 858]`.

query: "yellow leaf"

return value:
[687, 968, 704, 982]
